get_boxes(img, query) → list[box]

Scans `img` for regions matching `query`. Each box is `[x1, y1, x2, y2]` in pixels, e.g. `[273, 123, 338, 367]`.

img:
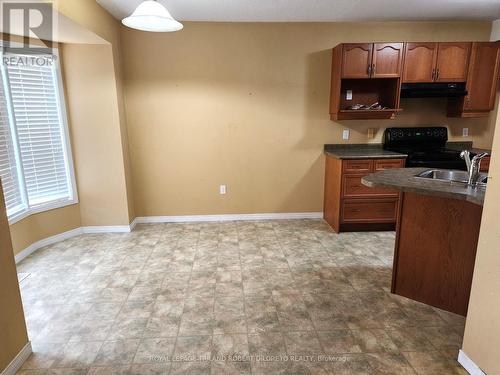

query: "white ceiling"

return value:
[96, 0, 500, 22]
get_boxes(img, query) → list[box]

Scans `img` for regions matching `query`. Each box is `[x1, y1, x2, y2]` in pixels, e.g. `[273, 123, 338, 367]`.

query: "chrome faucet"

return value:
[460, 150, 489, 187]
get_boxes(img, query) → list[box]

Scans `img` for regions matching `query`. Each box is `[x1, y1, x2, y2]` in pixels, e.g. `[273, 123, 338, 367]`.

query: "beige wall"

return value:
[0, 180, 28, 371]
[61, 43, 131, 227]
[50, 0, 121, 45]
[114, 41, 136, 222]
[336, 96, 499, 149]
[462, 92, 500, 375]
[121, 21, 495, 217]
[461, 20, 500, 375]
[53, 0, 135, 223]
[492, 19, 500, 41]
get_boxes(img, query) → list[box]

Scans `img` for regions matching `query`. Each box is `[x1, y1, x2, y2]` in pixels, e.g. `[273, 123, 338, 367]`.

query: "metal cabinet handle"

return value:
[372, 64, 376, 75]
[436, 68, 440, 80]
[367, 64, 372, 75]
[431, 68, 436, 80]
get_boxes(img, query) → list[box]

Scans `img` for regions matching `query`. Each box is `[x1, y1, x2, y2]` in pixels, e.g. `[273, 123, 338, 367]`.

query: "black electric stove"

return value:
[383, 127, 468, 170]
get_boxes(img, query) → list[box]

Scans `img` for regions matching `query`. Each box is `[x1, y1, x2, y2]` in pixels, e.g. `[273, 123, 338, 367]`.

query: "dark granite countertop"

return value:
[362, 168, 485, 206]
[446, 142, 491, 155]
[324, 144, 408, 159]
[324, 142, 491, 160]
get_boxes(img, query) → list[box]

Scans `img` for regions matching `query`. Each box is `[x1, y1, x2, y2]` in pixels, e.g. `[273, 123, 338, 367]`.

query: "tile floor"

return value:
[16, 220, 468, 374]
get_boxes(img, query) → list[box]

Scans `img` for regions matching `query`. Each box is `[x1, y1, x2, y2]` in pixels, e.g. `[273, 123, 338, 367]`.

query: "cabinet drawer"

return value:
[342, 199, 398, 223]
[343, 174, 399, 198]
[375, 159, 405, 171]
[343, 159, 372, 173]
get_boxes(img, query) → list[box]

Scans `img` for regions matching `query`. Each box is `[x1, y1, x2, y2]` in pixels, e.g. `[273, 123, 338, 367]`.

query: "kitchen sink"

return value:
[416, 169, 488, 185]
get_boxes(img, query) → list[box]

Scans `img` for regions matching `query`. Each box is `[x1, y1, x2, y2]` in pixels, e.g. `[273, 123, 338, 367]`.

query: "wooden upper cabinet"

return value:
[464, 42, 500, 111]
[403, 42, 438, 82]
[404, 42, 471, 83]
[372, 43, 404, 78]
[331, 43, 403, 120]
[435, 42, 471, 82]
[341, 43, 404, 78]
[330, 40, 498, 120]
[341, 43, 373, 78]
[447, 42, 500, 117]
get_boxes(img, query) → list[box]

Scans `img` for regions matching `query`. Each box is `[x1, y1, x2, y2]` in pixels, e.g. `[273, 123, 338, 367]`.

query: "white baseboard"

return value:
[134, 212, 324, 224]
[82, 225, 132, 234]
[14, 224, 133, 264]
[129, 217, 139, 231]
[14, 213, 323, 264]
[14, 228, 83, 263]
[458, 350, 486, 375]
[1, 341, 32, 375]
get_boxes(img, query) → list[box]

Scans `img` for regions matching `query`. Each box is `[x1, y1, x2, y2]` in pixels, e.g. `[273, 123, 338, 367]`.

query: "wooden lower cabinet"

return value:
[324, 155, 405, 233]
[392, 192, 482, 316]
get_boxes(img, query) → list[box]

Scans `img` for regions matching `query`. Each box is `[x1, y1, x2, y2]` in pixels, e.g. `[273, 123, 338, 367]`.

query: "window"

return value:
[0, 49, 77, 224]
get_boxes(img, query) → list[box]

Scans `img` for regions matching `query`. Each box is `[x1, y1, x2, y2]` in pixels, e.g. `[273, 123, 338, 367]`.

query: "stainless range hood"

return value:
[400, 82, 468, 98]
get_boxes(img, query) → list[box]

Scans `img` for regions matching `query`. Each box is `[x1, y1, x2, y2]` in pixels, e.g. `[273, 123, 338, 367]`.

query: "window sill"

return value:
[8, 198, 79, 226]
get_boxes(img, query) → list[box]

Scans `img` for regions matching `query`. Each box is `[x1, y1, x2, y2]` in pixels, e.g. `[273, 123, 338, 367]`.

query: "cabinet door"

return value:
[403, 42, 438, 82]
[464, 42, 500, 111]
[341, 43, 373, 78]
[371, 43, 404, 78]
[435, 42, 471, 82]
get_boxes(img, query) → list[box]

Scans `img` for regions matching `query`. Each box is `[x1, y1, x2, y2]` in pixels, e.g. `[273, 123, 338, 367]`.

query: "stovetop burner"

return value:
[383, 127, 468, 170]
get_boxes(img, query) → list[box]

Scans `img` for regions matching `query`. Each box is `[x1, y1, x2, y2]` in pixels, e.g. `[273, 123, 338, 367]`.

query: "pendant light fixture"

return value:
[122, 0, 183, 32]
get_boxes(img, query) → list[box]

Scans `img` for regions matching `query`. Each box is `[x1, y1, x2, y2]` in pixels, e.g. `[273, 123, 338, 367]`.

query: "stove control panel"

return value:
[384, 127, 448, 147]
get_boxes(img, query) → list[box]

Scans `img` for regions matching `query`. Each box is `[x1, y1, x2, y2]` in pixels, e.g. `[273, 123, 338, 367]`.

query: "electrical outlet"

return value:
[346, 90, 353, 100]
[219, 185, 227, 195]
[462, 128, 469, 137]
[342, 129, 350, 140]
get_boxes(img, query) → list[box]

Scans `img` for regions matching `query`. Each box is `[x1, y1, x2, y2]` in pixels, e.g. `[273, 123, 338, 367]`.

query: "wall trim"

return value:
[129, 218, 138, 231]
[458, 350, 486, 375]
[82, 225, 132, 234]
[133, 212, 324, 224]
[1, 341, 32, 375]
[14, 227, 83, 263]
[14, 225, 132, 264]
[14, 213, 323, 264]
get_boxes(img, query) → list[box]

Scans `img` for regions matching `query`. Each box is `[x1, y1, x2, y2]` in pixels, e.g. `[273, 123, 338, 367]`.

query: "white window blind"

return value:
[0, 50, 77, 223]
[0, 82, 23, 216]
[6, 56, 71, 205]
